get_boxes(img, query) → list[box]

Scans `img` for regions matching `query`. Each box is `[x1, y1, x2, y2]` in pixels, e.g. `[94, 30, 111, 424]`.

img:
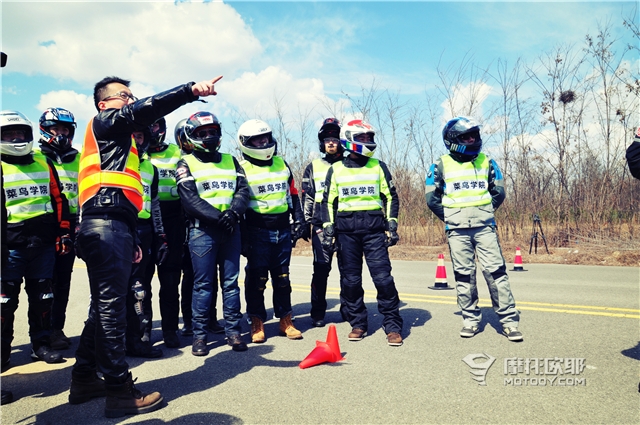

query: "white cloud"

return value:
[222, 66, 331, 121]
[3, 2, 260, 87]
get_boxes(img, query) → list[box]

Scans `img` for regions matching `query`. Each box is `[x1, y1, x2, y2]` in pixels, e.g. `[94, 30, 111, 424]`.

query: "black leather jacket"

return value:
[81, 83, 198, 231]
[626, 138, 640, 180]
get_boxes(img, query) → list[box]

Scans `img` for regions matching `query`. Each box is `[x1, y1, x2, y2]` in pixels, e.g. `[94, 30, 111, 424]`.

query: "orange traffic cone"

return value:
[429, 253, 454, 290]
[510, 247, 527, 272]
[325, 324, 344, 362]
[299, 341, 335, 369]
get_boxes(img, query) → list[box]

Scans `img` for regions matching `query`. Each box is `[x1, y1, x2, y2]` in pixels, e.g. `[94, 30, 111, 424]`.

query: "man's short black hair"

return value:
[93, 76, 130, 111]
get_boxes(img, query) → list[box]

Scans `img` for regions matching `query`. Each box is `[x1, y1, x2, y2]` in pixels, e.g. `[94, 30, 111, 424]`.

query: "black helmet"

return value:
[317, 117, 342, 153]
[149, 117, 167, 148]
[39, 107, 76, 152]
[184, 112, 222, 152]
[442, 116, 482, 161]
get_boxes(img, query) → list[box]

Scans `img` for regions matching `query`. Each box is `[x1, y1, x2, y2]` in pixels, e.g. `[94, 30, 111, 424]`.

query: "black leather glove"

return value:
[386, 220, 399, 247]
[156, 233, 169, 265]
[322, 223, 335, 251]
[56, 233, 73, 256]
[219, 209, 239, 236]
[291, 221, 310, 247]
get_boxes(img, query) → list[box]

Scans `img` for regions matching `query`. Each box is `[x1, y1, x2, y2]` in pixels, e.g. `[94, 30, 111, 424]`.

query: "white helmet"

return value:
[237, 119, 276, 161]
[340, 119, 376, 158]
[1, 110, 34, 157]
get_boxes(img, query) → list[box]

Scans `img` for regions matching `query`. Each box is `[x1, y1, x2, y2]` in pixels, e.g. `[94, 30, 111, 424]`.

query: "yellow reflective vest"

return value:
[241, 156, 290, 215]
[182, 153, 236, 212]
[2, 153, 54, 224]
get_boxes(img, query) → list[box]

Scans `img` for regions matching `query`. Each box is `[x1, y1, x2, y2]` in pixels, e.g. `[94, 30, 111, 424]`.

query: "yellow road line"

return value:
[290, 284, 640, 319]
[73, 265, 640, 319]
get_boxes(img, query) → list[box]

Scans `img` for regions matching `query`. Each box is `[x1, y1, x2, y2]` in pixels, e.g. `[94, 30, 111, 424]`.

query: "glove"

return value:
[56, 233, 73, 256]
[156, 233, 169, 266]
[291, 221, 310, 247]
[322, 223, 335, 251]
[386, 220, 400, 247]
[297, 221, 311, 241]
[219, 209, 239, 236]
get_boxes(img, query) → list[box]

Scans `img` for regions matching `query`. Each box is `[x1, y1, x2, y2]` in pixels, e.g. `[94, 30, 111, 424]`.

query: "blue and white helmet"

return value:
[39, 107, 76, 152]
[442, 116, 482, 158]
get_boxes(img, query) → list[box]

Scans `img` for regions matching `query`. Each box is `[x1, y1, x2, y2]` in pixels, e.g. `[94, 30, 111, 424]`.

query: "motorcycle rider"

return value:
[300, 118, 342, 327]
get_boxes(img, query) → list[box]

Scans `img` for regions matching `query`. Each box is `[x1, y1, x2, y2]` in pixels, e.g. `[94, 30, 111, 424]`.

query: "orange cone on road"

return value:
[429, 253, 454, 290]
[299, 341, 335, 369]
[510, 247, 527, 272]
[325, 324, 344, 362]
[299, 324, 345, 369]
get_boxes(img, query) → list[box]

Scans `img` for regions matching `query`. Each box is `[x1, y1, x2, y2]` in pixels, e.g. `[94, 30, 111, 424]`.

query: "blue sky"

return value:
[1, 1, 637, 157]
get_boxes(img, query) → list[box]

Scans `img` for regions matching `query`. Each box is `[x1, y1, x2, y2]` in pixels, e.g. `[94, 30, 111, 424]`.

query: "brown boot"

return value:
[279, 314, 303, 340]
[250, 316, 265, 343]
[69, 372, 106, 405]
[104, 373, 163, 418]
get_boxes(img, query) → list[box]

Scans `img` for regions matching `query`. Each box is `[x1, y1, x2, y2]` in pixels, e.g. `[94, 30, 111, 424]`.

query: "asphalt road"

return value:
[1, 256, 639, 424]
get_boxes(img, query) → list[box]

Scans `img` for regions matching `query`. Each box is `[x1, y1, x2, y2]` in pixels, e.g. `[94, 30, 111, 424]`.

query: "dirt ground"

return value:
[292, 240, 640, 267]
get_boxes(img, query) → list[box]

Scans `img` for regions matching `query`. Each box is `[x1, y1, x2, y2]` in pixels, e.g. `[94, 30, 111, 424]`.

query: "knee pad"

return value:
[247, 268, 269, 292]
[0, 280, 21, 312]
[27, 278, 54, 304]
[488, 265, 507, 281]
[313, 262, 331, 278]
[131, 281, 146, 315]
[271, 266, 290, 289]
[453, 272, 472, 283]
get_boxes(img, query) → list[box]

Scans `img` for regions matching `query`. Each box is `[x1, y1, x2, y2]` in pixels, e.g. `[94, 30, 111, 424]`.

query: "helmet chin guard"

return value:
[1, 110, 35, 157]
[340, 119, 377, 158]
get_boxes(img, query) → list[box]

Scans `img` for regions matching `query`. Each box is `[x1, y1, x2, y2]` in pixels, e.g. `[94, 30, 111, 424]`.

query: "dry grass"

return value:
[292, 239, 640, 267]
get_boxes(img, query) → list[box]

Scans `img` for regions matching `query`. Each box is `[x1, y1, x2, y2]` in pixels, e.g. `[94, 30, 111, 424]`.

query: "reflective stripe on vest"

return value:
[148, 144, 181, 201]
[312, 158, 332, 203]
[441, 153, 492, 208]
[241, 156, 290, 215]
[78, 118, 143, 212]
[138, 160, 154, 219]
[182, 153, 236, 212]
[2, 153, 54, 223]
[53, 157, 79, 215]
[331, 159, 383, 212]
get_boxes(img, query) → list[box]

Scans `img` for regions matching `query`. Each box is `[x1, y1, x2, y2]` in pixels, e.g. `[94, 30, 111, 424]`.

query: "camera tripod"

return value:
[529, 214, 549, 254]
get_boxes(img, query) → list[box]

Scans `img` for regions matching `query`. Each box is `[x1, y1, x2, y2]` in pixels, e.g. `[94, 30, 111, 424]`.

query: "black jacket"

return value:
[81, 83, 198, 231]
[301, 153, 342, 227]
[626, 138, 640, 180]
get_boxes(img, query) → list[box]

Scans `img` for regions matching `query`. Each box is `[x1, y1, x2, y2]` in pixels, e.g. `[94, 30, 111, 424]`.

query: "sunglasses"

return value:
[102, 91, 138, 102]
